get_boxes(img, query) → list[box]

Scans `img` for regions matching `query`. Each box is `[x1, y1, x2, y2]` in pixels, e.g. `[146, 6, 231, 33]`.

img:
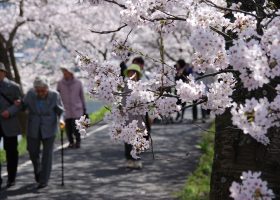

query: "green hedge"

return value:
[0, 136, 27, 163]
[179, 123, 215, 200]
[89, 106, 109, 125]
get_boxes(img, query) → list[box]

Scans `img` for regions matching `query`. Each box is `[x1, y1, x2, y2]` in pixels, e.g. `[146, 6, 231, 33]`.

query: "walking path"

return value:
[0, 121, 210, 200]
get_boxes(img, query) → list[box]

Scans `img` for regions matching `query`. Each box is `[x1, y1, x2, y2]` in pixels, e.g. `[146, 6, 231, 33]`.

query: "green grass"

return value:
[179, 123, 215, 200]
[0, 136, 27, 163]
[89, 106, 110, 125]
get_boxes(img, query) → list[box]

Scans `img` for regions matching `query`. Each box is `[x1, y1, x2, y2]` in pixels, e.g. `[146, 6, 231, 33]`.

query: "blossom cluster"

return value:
[229, 171, 274, 200]
[72, 2, 280, 196]
[190, 27, 228, 73]
[231, 98, 272, 145]
[75, 115, 91, 136]
[204, 73, 236, 115]
[175, 75, 205, 103]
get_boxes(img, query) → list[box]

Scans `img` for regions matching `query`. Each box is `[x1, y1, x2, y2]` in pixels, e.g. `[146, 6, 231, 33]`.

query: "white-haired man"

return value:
[23, 77, 64, 189]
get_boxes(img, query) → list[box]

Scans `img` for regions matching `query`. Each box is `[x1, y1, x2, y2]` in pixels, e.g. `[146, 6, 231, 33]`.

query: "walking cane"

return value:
[60, 122, 65, 186]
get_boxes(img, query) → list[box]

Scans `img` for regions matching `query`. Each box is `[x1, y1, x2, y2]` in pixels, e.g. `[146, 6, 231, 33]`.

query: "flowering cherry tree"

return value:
[75, 0, 280, 199]
[0, 0, 128, 90]
[0, 0, 190, 91]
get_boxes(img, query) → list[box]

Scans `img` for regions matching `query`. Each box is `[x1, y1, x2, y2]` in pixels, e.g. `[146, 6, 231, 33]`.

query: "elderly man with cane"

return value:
[0, 63, 22, 189]
[22, 77, 64, 189]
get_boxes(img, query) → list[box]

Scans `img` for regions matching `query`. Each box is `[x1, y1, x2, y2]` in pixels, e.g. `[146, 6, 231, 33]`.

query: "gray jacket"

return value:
[23, 89, 64, 139]
[0, 78, 22, 137]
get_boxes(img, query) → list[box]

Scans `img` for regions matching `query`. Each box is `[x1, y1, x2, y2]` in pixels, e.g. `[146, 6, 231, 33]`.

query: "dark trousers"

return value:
[192, 102, 198, 121]
[27, 136, 55, 185]
[125, 114, 151, 161]
[0, 124, 18, 185]
[201, 108, 207, 119]
[65, 118, 81, 144]
[193, 102, 208, 120]
[125, 143, 134, 160]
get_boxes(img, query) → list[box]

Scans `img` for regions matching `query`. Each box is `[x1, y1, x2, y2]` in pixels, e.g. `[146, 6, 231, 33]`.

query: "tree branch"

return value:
[195, 69, 238, 81]
[90, 24, 127, 34]
[103, 0, 127, 9]
[202, 0, 259, 19]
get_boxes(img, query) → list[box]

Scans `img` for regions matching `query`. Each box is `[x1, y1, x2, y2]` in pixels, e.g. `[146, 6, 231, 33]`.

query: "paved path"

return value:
[0, 121, 210, 200]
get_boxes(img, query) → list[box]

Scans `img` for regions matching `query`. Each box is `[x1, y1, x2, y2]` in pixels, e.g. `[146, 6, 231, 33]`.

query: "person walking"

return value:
[57, 66, 87, 149]
[23, 77, 64, 189]
[123, 63, 146, 169]
[174, 59, 192, 122]
[0, 63, 22, 189]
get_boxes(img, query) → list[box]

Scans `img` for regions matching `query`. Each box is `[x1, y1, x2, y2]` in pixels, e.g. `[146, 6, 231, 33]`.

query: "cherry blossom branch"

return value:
[195, 69, 238, 81]
[202, 0, 259, 19]
[24, 33, 51, 65]
[19, 0, 24, 17]
[7, 21, 26, 46]
[103, 0, 127, 9]
[0, 33, 6, 43]
[90, 24, 127, 34]
[54, 31, 71, 52]
[85, 40, 107, 60]
[209, 26, 233, 41]
[181, 99, 207, 110]
[155, 9, 187, 21]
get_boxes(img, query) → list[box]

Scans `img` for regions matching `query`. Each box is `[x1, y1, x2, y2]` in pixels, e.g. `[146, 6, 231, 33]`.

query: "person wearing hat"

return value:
[0, 63, 22, 189]
[57, 66, 87, 148]
[123, 62, 146, 169]
[23, 76, 64, 189]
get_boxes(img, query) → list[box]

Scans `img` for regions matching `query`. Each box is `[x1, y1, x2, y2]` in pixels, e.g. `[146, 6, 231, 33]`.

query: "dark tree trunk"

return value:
[0, 39, 22, 90]
[0, 40, 13, 80]
[210, 1, 280, 199]
[8, 44, 21, 85]
[210, 111, 280, 199]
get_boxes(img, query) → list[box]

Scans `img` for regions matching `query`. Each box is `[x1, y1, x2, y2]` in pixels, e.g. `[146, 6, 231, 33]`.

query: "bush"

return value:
[179, 123, 215, 200]
[89, 106, 110, 125]
[0, 136, 27, 163]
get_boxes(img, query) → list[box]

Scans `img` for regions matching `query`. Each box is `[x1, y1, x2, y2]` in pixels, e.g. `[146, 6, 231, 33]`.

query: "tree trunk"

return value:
[210, 1, 280, 199]
[210, 111, 280, 199]
[0, 40, 13, 80]
[8, 44, 21, 85]
[0, 40, 22, 91]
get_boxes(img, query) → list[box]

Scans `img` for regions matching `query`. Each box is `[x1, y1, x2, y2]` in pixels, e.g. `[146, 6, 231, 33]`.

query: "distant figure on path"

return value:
[131, 57, 145, 70]
[57, 66, 87, 149]
[0, 63, 22, 189]
[123, 62, 146, 169]
[174, 59, 192, 122]
[120, 53, 130, 78]
[23, 77, 64, 189]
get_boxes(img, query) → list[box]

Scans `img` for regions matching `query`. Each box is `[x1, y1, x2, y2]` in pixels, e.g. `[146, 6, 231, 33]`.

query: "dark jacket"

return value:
[0, 78, 22, 137]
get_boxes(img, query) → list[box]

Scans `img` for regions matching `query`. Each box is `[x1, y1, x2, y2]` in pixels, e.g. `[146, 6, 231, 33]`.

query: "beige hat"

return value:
[60, 65, 75, 74]
[0, 63, 7, 72]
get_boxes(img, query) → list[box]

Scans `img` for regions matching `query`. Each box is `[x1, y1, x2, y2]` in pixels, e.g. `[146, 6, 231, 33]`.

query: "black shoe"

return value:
[35, 173, 40, 183]
[6, 181, 15, 188]
[37, 183, 48, 189]
[67, 143, 75, 149]
[75, 142, 81, 148]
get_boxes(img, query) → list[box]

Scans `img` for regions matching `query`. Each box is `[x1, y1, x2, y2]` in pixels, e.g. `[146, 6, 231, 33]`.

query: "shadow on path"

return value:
[0, 121, 210, 200]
